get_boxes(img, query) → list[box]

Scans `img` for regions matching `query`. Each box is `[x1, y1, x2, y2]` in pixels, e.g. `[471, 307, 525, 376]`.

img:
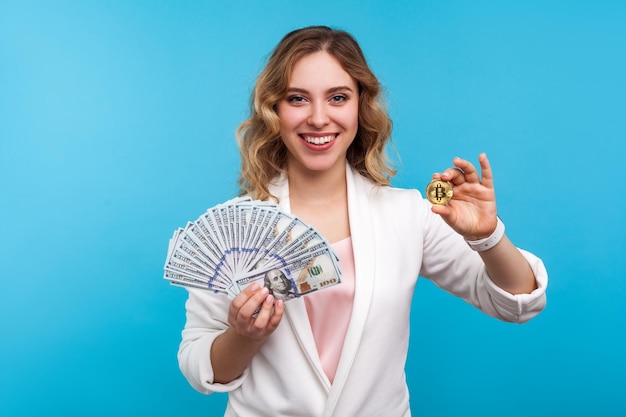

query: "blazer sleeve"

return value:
[416, 193, 547, 323]
[177, 288, 249, 393]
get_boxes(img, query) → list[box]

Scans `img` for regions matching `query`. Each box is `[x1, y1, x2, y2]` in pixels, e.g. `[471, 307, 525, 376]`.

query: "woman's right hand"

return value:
[212, 283, 285, 383]
[228, 283, 285, 341]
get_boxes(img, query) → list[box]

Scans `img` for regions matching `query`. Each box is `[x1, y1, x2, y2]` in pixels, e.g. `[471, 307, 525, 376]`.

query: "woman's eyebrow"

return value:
[327, 86, 354, 94]
[286, 86, 355, 94]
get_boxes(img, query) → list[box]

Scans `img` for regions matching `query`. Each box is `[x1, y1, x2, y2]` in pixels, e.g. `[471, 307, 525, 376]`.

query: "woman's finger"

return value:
[439, 164, 466, 184]
[267, 299, 285, 329]
[452, 157, 481, 184]
[478, 153, 494, 189]
[231, 285, 269, 324]
[251, 294, 276, 330]
[229, 283, 258, 323]
[240, 287, 269, 321]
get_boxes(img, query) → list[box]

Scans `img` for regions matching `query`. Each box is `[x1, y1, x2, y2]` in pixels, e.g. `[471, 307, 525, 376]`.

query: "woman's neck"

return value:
[286, 161, 347, 207]
[286, 160, 351, 243]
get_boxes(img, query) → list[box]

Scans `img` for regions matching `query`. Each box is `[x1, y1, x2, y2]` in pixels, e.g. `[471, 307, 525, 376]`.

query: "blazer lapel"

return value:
[269, 175, 332, 390]
[323, 164, 378, 416]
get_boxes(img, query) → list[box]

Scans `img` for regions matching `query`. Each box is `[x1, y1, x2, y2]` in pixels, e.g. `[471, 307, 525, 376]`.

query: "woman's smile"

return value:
[301, 134, 337, 145]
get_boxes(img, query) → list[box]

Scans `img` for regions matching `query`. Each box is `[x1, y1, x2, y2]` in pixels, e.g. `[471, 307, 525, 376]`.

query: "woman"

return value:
[178, 26, 547, 417]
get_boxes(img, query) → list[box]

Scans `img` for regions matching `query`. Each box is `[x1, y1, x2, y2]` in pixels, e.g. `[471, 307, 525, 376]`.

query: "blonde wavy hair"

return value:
[237, 26, 395, 201]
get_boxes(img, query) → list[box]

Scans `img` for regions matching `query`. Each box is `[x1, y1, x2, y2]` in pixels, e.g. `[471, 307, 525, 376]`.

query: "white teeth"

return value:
[303, 135, 335, 145]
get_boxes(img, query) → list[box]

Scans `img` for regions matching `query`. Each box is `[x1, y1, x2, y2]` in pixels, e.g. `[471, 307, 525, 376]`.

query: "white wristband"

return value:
[465, 217, 505, 252]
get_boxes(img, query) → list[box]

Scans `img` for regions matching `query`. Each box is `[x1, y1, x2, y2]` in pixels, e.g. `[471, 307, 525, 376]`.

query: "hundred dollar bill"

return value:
[234, 246, 342, 300]
[246, 213, 315, 272]
[239, 207, 278, 271]
[172, 222, 233, 284]
[242, 210, 289, 269]
[165, 270, 229, 294]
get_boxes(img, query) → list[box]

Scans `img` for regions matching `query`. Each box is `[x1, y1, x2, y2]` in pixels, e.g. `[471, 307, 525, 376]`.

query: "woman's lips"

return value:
[300, 134, 337, 145]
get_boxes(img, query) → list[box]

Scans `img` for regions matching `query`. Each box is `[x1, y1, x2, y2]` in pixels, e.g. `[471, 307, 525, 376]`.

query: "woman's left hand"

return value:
[431, 153, 498, 240]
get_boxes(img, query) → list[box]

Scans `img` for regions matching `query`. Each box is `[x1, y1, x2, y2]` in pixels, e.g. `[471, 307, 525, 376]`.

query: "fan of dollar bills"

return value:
[164, 197, 342, 301]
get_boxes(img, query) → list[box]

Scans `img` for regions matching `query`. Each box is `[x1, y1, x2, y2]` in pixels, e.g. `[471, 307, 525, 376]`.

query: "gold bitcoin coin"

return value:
[426, 179, 453, 205]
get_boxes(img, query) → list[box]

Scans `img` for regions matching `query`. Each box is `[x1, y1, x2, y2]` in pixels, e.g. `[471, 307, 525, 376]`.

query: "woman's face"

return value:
[276, 51, 359, 177]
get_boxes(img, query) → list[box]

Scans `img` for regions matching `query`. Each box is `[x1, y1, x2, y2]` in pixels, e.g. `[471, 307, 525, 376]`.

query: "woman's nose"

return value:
[307, 102, 329, 128]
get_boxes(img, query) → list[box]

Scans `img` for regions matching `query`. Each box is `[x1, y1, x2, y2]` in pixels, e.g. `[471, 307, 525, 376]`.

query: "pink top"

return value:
[304, 236, 356, 384]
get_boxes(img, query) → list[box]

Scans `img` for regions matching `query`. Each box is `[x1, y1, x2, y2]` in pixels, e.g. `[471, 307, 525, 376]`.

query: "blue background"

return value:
[1, 1, 624, 416]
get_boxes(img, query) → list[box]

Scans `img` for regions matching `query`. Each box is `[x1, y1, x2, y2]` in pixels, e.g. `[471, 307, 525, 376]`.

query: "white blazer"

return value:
[178, 163, 548, 417]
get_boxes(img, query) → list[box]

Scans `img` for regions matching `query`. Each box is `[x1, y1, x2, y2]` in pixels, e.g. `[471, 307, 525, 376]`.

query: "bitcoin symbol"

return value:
[426, 179, 453, 205]
[435, 183, 445, 201]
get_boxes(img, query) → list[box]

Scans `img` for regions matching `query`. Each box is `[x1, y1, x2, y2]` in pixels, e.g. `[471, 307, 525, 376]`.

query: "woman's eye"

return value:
[330, 95, 347, 103]
[287, 95, 306, 104]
